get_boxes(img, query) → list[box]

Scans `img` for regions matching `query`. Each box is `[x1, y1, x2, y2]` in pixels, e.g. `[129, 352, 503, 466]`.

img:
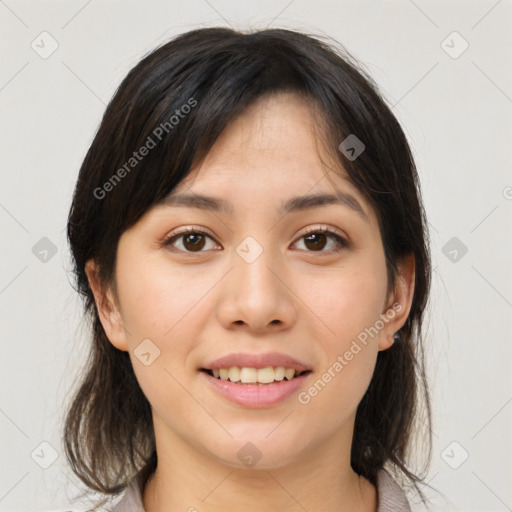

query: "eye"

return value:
[292, 226, 349, 253]
[162, 225, 349, 254]
[162, 227, 219, 253]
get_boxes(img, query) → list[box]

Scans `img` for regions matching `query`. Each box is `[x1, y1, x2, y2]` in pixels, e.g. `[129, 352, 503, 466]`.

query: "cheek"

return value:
[300, 348, 377, 432]
[115, 255, 214, 338]
[114, 254, 225, 400]
[114, 256, 208, 417]
[298, 254, 389, 342]
[295, 252, 387, 407]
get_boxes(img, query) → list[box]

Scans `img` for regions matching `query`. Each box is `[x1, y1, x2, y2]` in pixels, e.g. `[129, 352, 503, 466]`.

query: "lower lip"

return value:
[200, 371, 311, 408]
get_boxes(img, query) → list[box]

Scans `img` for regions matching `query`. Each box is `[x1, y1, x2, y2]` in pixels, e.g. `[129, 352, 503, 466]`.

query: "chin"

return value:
[205, 433, 305, 471]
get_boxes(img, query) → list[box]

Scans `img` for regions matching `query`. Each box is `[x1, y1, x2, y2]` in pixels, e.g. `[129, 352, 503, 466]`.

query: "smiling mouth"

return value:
[201, 367, 312, 385]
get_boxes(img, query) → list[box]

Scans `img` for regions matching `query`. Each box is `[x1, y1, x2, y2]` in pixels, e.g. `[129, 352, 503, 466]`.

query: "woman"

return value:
[64, 26, 434, 511]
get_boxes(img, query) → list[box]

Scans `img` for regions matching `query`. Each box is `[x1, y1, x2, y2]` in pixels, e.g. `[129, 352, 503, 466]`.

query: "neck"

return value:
[142, 419, 377, 512]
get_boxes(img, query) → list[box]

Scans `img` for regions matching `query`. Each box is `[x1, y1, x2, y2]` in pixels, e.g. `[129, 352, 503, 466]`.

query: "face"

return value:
[87, 92, 414, 470]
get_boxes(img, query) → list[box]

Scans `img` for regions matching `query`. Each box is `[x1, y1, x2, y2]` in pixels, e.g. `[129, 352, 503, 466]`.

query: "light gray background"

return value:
[1, 1, 511, 511]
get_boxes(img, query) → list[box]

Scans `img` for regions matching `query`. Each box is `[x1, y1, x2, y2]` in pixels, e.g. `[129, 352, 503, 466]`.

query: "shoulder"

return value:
[376, 469, 412, 512]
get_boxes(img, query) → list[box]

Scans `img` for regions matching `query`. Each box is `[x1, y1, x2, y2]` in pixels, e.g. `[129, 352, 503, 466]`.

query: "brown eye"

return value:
[294, 228, 348, 253]
[303, 232, 328, 251]
[181, 233, 206, 251]
[163, 229, 218, 253]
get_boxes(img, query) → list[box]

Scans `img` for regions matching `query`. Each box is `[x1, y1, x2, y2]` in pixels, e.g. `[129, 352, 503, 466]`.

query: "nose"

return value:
[216, 240, 296, 333]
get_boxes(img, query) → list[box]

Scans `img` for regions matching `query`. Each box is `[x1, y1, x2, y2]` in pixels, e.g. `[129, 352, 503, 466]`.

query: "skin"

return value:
[87, 92, 415, 512]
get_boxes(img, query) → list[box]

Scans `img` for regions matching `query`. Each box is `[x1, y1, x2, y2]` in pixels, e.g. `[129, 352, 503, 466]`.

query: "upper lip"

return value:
[202, 352, 311, 373]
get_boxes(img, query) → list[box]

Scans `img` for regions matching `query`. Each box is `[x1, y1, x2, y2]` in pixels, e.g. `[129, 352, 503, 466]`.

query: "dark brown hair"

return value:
[64, 26, 433, 508]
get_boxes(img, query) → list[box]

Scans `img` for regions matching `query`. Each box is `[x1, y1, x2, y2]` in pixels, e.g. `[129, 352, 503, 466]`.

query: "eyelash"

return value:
[161, 225, 349, 254]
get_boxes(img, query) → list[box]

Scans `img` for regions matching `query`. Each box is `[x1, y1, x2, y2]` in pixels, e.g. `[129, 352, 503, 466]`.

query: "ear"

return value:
[85, 260, 129, 352]
[378, 253, 415, 351]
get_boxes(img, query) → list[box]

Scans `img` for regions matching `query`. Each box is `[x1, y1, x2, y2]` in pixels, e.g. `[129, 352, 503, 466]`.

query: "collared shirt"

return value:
[111, 468, 411, 512]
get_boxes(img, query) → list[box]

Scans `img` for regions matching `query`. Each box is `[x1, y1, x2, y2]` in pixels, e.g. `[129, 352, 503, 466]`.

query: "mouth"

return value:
[199, 366, 313, 408]
[200, 367, 312, 385]
[199, 352, 312, 407]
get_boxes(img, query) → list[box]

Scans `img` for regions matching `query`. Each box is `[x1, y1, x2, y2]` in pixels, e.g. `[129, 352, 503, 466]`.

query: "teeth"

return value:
[228, 367, 241, 382]
[209, 366, 300, 384]
[284, 368, 295, 380]
[240, 367, 258, 383]
[274, 367, 285, 381]
[257, 367, 275, 384]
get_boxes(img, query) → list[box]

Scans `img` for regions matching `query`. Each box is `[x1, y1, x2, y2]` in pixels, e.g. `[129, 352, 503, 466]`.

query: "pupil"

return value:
[185, 234, 205, 251]
[305, 233, 326, 251]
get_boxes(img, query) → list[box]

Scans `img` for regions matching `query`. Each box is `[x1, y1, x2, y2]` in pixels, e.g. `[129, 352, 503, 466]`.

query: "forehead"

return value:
[165, 92, 374, 222]
[177, 94, 339, 190]
[194, 92, 327, 172]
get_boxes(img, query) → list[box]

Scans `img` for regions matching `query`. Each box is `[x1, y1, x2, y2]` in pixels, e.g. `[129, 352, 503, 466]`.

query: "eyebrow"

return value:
[160, 191, 369, 221]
